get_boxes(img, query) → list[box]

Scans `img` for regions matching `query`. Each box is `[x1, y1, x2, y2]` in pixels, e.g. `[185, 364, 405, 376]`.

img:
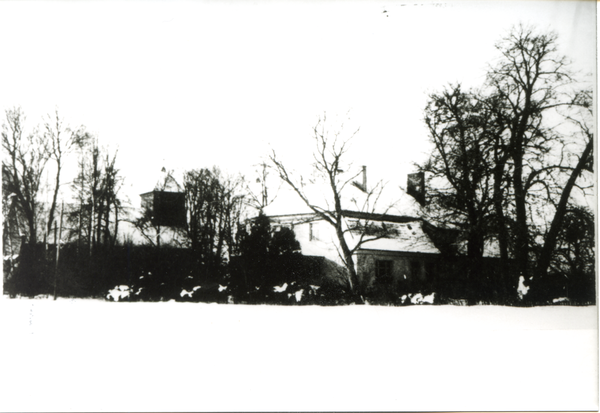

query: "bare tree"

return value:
[485, 24, 591, 280]
[2, 107, 51, 245]
[43, 109, 88, 243]
[549, 205, 594, 282]
[270, 114, 392, 297]
[420, 25, 593, 299]
[420, 85, 501, 264]
[533, 90, 593, 279]
[245, 161, 280, 212]
[184, 167, 245, 271]
[70, 139, 123, 251]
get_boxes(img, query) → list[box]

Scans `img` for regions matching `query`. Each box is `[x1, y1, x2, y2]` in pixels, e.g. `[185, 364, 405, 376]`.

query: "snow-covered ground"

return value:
[0, 296, 596, 412]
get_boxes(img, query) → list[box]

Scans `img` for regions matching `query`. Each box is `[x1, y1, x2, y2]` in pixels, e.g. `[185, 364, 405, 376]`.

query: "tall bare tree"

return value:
[184, 167, 245, 273]
[420, 85, 502, 263]
[70, 139, 123, 251]
[485, 24, 592, 281]
[270, 114, 392, 296]
[2, 107, 51, 245]
[421, 25, 593, 298]
[533, 90, 593, 280]
[43, 109, 88, 242]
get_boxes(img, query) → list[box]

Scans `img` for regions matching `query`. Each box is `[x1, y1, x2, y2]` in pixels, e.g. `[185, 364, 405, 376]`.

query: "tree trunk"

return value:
[47, 164, 61, 238]
[535, 138, 593, 279]
[89, 201, 94, 254]
[335, 220, 358, 295]
[54, 202, 64, 300]
[512, 136, 530, 280]
[492, 159, 509, 262]
[96, 199, 102, 246]
[26, 207, 37, 245]
[113, 202, 119, 246]
[104, 198, 110, 245]
[466, 228, 485, 301]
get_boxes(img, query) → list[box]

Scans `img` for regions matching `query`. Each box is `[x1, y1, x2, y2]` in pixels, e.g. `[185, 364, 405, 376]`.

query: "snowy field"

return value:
[0, 297, 597, 412]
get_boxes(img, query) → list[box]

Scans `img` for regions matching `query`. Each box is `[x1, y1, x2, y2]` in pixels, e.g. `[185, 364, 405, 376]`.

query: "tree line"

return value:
[2, 25, 595, 304]
[1, 109, 311, 300]
[417, 25, 594, 301]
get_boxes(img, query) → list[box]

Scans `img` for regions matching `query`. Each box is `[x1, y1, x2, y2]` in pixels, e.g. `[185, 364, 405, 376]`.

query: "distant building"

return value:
[139, 190, 186, 228]
[130, 168, 187, 246]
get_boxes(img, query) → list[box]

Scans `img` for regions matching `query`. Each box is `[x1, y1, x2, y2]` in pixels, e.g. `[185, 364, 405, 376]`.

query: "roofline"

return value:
[263, 211, 421, 224]
[140, 190, 185, 196]
[263, 212, 317, 219]
[341, 210, 420, 223]
[355, 249, 440, 257]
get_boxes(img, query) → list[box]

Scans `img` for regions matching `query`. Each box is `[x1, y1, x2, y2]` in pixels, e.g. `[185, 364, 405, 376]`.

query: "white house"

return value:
[260, 167, 447, 292]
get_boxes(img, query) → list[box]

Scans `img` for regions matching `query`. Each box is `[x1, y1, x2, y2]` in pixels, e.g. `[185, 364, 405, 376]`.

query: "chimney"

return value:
[352, 165, 368, 192]
[407, 172, 425, 205]
[361, 165, 367, 191]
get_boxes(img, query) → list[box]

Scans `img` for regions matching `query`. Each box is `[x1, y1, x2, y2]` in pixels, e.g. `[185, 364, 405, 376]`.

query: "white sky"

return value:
[0, 0, 595, 208]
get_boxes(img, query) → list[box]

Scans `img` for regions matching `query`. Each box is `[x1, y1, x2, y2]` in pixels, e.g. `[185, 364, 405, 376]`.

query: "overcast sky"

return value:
[0, 0, 595, 208]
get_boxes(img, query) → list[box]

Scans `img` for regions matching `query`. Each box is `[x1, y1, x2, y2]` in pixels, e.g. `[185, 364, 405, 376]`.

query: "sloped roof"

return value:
[357, 221, 440, 254]
[262, 169, 442, 256]
[263, 170, 424, 219]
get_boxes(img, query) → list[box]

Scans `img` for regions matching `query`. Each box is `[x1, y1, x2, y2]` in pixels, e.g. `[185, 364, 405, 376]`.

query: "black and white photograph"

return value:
[0, 0, 596, 411]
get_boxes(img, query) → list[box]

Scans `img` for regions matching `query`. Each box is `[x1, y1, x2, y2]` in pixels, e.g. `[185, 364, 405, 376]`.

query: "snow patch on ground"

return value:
[410, 293, 424, 304]
[107, 285, 130, 301]
[422, 292, 435, 304]
[181, 286, 201, 298]
[517, 276, 529, 299]
[273, 283, 288, 293]
[405, 292, 436, 305]
[34, 294, 51, 299]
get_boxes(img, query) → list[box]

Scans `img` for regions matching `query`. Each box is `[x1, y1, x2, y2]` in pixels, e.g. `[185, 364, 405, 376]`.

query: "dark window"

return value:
[376, 260, 393, 283]
[425, 261, 435, 279]
[410, 260, 421, 278]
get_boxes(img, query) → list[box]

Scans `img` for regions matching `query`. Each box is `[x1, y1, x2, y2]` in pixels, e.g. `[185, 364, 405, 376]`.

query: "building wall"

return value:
[269, 214, 444, 293]
[271, 217, 345, 266]
[356, 250, 439, 293]
[270, 216, 356, 287]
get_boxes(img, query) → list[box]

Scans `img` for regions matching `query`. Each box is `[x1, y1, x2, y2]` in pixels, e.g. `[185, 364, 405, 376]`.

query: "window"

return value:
[376, 260, 393, 283]
[410, 260, 421, 278]
[425, 261, 435, 279]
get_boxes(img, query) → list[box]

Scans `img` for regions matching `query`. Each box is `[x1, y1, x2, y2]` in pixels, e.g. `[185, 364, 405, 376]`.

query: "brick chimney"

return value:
[361, 165, 367, 191]
[407, 172, 425, 205]
[352, 165, 368, 192]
